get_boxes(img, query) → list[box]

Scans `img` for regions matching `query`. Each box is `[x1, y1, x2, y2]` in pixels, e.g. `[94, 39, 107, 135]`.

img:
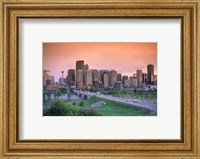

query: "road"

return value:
[74, 90, 157, 111]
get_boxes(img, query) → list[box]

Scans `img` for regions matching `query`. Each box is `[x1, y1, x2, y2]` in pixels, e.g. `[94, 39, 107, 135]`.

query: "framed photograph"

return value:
[43, 42, 157, 116]
[0, 0, 199, 158]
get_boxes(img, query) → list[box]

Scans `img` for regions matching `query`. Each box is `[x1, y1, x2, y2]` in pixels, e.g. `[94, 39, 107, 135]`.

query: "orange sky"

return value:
[43, 43, 157, 81]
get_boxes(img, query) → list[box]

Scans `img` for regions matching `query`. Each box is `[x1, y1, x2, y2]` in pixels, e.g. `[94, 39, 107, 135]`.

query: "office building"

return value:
[122, 75, 128, 85]
[124, 79, 132, 87]
[147, 64, 154, 84]
[137, 70, 142, 85]
[117, 73, 122, 81]
[67, 69, 75, 86]
[85, 69, 93, 87]
[103, 73, 109, 88]
[76, 60, 84, 87]
[76, 60, 84, 71]
[76, 70, 83, 88]
[109, 70, 117, 86]
[154, 75, 157, 85]
[82, 64, 89, 86]
[132, 76, 137, 87]
[93, 69, 99, 82]
[142, 73, 147, 84]
[43, 70, 54, 86]
[114, 81, 123, 90]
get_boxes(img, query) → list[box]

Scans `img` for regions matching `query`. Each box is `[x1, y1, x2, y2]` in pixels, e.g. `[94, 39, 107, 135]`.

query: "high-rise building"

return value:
[82, 64, 89, 71]
[76, 70, 83, 88]
[67, 69, 75, 82]
[122, 75, 128, 85]
[82, 64, 89, 86]
[76, 60, 84, 71]
[154, 75, 157, 85]
[103, 73, 109, 88]
[43, 70, 54, 86]
[100, 70, 109, 83]
[117, 73, 122, 81]
[147, 64, 154, 84]
[76, 60, 84, 87]
[132, 76, 137, 87]
[136, 70, 142, 85]
[109, 70, 117, 86]
[93, 69, 102, 89]
[124, 79, 132, 87]
[114, 81, 123, 90]
[93, 69, 99, 82]
[67, 69, 75, 86]
[142, 73, 147, 84]
[85, 69, 93, 87]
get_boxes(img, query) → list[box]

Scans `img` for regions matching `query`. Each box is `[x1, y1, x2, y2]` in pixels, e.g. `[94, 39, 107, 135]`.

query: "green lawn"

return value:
[43, 96, 155, 116]
[113, 92, 157, 104]
[82, 96, 154, 116]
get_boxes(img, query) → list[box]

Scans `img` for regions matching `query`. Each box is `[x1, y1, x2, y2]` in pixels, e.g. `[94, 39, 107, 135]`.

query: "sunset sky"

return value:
[43, 43, 157, 81]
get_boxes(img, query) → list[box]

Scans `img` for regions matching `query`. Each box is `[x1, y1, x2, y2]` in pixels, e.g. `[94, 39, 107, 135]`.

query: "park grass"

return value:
[83, 96, 154, 116]
[43, 96, 155, 116]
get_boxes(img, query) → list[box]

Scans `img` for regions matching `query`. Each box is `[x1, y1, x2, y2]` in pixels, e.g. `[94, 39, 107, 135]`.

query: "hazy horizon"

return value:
[43, 43, 157, 81]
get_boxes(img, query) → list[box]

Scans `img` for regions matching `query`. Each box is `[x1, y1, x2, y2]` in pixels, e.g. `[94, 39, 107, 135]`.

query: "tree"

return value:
[44, 100, 67, 116]
[43, 99, 78, 116]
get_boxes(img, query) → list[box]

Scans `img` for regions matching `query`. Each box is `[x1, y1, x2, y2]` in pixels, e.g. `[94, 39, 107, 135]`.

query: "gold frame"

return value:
[0, 0, 199, 158]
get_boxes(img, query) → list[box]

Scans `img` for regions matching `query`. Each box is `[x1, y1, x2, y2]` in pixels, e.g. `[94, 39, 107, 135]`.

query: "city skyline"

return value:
[43, 43, 157, 81]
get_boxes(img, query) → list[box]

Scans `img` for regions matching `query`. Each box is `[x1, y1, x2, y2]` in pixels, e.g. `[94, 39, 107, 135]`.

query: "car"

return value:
[126, 99, 129, 102]
[133, 99, 138, 102]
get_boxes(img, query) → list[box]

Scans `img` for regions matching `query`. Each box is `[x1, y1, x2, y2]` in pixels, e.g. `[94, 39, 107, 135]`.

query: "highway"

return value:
[74, 90, 157, 111]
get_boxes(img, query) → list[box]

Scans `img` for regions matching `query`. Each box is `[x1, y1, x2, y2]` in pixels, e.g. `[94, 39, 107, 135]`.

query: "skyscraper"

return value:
[154, 75, 157, 85]
[109, 70, 117, 86]
[76, 60, 84, 87]
[142, 73, 147, 84]
[68, 69, 75, 82]
[82, 64, 89, 71]
[136, 70, 142, 85]
[100, 70, 109, 83]
[147, 64, 154, 84]
[93, 69, 99, 82]
[122, 75, 128, 85]
[82, 64, 89, 86]
[85, 69, 93, 87]
[103, 73, 109, 88]
[67, 69, 75, 86]
[43, 70, 54, 86]
[117, 73, 122, 81]
[76, 60, 84, 71]
[76, 70, 83, 88]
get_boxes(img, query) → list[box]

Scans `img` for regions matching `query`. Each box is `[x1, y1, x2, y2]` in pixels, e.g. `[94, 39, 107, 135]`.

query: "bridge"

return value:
[74, 90, 157, 111]
[74, 90, 95, 99]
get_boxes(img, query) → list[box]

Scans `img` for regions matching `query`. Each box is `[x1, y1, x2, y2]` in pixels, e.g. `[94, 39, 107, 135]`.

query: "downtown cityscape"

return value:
[44, 61, 157, 91]
[43, 43, 157, 116]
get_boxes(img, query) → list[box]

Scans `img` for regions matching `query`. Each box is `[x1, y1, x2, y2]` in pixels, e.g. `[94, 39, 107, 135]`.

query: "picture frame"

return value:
[0, 0, 199, 158]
